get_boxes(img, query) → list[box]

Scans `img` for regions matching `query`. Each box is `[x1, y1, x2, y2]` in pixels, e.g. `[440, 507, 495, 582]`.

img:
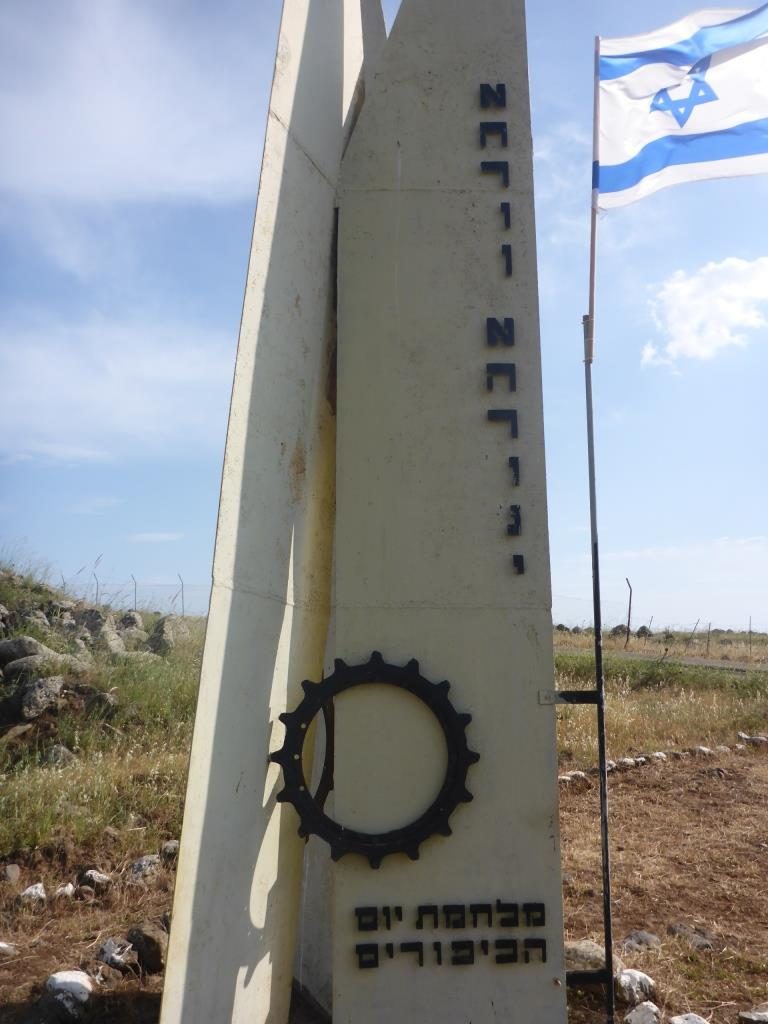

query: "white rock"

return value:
[692, 746, 713, 756]
[558, 774, 572, 784]
[669, 1015, 708, 1024]
[618, 757, 637, 769]
[734, 743, 747, 751]
[131, 854, 161, 880]
[97, 936, 138, 972]
[739, 1010, 768, 1023]
[19, 882, 46, 905]
[650, 751, 667, 762]
[46, 969, 93, 1004]
[606, 760, 617, 772]
[634, 756, 648, 766]
[715, 745, 731, 754]
[0, 941, 17, 957]
[54, 882, 76, 899]
[569, 770, 588, 781]
[82, 869, 111, 892]
[616, 968, 656, 1006]
[624, 1002, 660, 1024]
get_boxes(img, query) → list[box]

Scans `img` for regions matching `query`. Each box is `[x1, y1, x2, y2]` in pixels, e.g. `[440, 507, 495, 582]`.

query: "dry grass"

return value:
[563, 749, 768, 1023]
[3, 565, 768, 1021]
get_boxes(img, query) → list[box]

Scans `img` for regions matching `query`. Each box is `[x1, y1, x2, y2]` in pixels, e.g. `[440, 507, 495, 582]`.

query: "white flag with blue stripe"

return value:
[596, 4, 768, 208]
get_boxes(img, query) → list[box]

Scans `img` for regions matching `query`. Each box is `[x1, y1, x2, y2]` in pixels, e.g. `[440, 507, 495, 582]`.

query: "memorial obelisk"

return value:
[324, 0, 566, 1019]
[164, 1, 567, 1022]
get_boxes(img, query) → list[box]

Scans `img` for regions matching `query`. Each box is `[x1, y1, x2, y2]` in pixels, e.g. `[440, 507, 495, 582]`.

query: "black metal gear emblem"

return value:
[270, 652, 479, 868]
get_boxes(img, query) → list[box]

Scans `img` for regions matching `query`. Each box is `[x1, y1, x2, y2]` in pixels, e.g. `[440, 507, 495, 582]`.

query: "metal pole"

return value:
[624, 577, 633, 649]
[178, 573, 185, 618]
[583, 35, 615, 1024]
[131, 574, 138, 613]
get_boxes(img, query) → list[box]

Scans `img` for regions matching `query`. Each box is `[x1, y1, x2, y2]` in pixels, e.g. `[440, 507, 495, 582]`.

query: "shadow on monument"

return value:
[170, 1, 346, 1020]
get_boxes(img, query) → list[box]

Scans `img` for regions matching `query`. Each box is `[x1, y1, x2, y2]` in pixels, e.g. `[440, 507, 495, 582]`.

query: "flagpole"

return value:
[583, 34, 616, 1024]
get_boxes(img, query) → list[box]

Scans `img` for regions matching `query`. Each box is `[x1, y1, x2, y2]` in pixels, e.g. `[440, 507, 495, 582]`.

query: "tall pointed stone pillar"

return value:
[327, 0, 568, 1019]
[160, 3, 383, 1022]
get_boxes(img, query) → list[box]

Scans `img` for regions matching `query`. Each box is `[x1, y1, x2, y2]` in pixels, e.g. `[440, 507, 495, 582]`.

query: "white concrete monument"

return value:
[163, 1, 567, 1022]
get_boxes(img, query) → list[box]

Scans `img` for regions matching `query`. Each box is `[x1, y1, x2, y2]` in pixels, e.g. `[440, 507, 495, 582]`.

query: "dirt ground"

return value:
[2, 749, 767, 1023]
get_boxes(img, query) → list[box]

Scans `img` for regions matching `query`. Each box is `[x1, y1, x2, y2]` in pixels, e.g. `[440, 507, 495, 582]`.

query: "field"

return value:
[1, 567, 768, 1022]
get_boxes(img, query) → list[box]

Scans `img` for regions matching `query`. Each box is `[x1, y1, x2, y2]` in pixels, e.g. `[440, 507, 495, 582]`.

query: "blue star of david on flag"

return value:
[596, 3, 768, 208]
[650, 56, 718, 127]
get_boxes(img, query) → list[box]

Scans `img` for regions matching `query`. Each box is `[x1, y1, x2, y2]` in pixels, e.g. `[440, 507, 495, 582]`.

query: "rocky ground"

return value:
[2, 568, 768, 1022]
[1, 749, 767, 1022]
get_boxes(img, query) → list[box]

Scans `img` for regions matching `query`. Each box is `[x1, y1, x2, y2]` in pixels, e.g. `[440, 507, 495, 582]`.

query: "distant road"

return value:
[554, 646, 756, 674]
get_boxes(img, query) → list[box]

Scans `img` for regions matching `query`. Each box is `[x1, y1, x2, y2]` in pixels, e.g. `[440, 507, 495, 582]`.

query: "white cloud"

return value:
[0, 0, 272, 204]
[129, 533, 183, 544]
[646, 256, 768, 365]
[0, 316, 234, 462]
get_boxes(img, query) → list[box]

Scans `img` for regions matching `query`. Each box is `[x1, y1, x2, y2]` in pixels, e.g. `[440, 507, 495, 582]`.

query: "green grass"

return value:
[556, 651, 768, 694]
[0, 563, 204, 858]
[2, 561, 768, 860]
[556, 653, 768, 766]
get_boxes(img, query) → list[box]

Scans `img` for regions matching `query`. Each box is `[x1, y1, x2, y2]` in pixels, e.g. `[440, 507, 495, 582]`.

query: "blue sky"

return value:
[1, 0, 767, 629]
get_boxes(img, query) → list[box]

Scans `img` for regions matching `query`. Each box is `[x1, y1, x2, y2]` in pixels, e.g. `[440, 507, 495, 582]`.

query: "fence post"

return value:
[624, 578, 633, 649]
[683, 618, 700, 651]
[93, 572, 100, 606]
[131, 574, 138, 613]
[178, 574, 185, 618]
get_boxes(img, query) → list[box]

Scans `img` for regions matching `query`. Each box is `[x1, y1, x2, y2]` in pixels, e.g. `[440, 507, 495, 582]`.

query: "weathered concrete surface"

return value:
[330, 0, 566, 1021]
[161, 3, 384, 1023]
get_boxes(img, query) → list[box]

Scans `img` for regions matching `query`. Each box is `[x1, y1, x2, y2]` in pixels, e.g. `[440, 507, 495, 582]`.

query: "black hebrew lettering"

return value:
[495, 939, 519, 964]
[501, 244, 513, 276]
[509, 456, 520, 486]
[469, 903, 493, 928]
[524, 938, 547, 964]
[433, 941, 443, 966]
[382, 906, 392, 930]
[500, 201, 512, 229]
[356, 944, 379, 969]
[480, 939, 490, 955]
[512, 554, 526, 575]
[507, 505, 522, 537]
[487, 409, 518, 437]
[451, 940, 475, 966]
[496, 900, 520, 927]
[480, 121, 509, 148]
[416, 905, 439, 929]
[400, 942, 424, 967]
[480, 161, 510, 187]
[385, 943, 394, 959]
[486, 317, 515, 347]
[443, 904, 466, 929]
[522, 903, 546, 927]
[395, 906, 403, 922]
[355, 907, 378, 932]
[480, 83, 507, 108]
[486, 363, 516, 392]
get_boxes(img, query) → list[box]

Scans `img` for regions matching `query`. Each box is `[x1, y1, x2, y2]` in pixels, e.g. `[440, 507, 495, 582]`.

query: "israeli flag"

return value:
[596, 4, 768, 208]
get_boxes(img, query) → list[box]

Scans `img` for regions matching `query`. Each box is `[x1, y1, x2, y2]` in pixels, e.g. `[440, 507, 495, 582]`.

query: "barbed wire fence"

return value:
[57, 576, 211, 618]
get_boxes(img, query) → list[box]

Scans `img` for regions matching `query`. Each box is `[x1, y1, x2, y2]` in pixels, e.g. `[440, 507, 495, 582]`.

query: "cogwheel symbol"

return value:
[270, 651, 480, 869]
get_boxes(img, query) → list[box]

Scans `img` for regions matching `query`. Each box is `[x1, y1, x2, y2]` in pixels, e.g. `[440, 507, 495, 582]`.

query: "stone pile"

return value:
[1, 841, 180, 1021]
